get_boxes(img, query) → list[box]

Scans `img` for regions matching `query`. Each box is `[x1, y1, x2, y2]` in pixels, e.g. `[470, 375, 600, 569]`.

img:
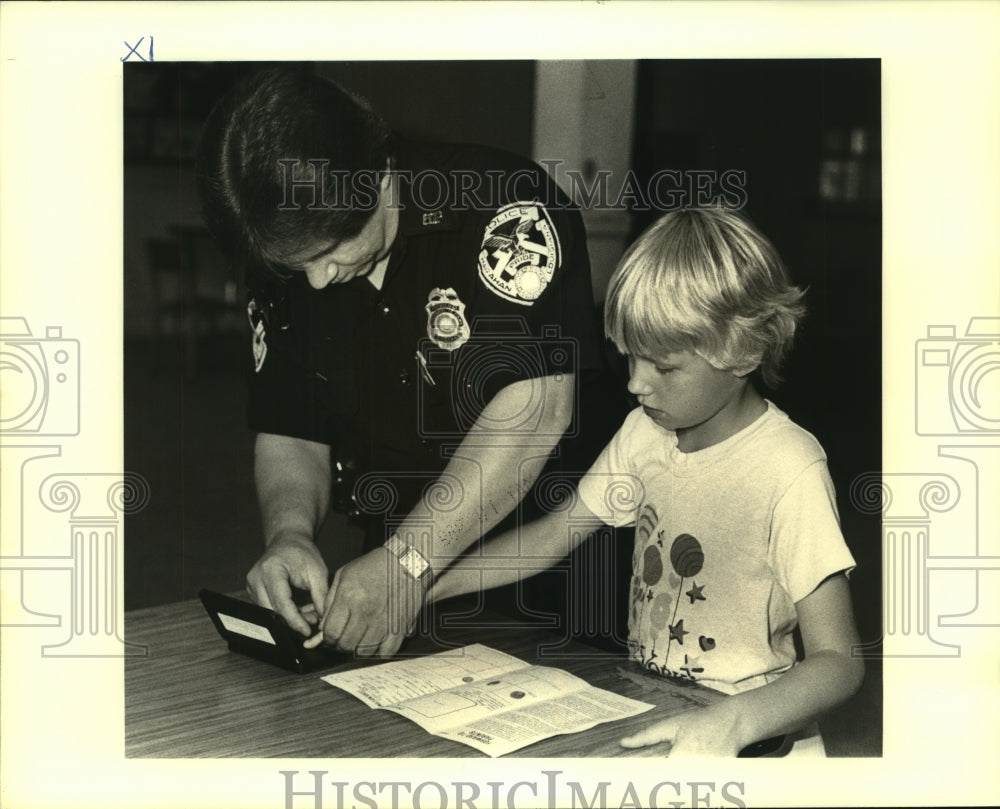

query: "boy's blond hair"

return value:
[604, 207, 805, 388]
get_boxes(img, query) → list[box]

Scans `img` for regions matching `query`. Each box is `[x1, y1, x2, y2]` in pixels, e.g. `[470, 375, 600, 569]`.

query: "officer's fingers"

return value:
[376, 586, 414, 658]
[335, 622, 367, 656]
[356, 625, 391, 658]
[305, 573, 329, 629]
[356, 613, 392, 656]
[301, 571, 342, 650]
[299, 602, 320, 626]
[322, 600, 353, 651]
[375, 629, 406, 659]
[619, 719, 678, 749]
[301, 609, 325, 650]
[321, 568, 343, 616]
[246, 566, 270, 608]
[265, 574, 312, 637]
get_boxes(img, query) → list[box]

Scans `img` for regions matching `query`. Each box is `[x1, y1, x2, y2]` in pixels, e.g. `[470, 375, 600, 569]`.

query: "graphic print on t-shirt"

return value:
[629, 503, 714, 682]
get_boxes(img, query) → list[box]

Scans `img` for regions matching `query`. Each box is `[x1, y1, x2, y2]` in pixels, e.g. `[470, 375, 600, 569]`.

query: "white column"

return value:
[851, 472, 962, 657]
[0, 444, 63, 626]
[935, 445, 1000, 628]
[38, 473, 149, 657]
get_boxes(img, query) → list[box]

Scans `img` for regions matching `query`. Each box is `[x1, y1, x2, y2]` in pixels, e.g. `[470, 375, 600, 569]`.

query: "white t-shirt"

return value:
[578, 402, 856, 697]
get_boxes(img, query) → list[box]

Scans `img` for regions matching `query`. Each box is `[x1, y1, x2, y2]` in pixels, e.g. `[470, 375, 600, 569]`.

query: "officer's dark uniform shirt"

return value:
[246, 141, 622, 550]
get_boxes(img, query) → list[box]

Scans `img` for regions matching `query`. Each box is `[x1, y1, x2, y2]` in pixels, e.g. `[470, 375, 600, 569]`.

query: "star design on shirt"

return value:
[686, 581, 706, 604]
[680, 653, 705, 678]
[669, 619, 689, 644]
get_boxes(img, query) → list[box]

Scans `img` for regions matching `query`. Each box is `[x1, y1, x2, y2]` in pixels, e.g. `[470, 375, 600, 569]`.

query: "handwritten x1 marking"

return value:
[122, 37, 154, 62]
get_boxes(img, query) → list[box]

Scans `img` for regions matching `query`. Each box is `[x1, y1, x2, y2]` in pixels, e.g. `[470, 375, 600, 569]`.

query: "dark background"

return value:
[123, 59, 881, 755]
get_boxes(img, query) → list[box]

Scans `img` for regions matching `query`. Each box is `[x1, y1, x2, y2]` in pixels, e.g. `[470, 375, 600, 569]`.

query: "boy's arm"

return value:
[427, 500, 607, 604]
[621, 572, 864, 756]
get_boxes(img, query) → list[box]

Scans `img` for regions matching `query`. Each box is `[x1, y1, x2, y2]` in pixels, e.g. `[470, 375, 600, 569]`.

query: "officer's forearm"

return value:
[391, 374, 575, 572]
[254, 432, 332, 547]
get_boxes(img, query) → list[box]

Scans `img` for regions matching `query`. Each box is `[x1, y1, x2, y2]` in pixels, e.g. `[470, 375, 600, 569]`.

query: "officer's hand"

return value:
[314, 547, 427, 658]
[246, 534, 330, 637]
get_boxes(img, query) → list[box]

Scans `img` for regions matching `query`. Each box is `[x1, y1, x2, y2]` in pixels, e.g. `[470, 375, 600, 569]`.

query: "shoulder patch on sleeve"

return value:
[247, 297, 268, 373]
[477, 202, 561, 305]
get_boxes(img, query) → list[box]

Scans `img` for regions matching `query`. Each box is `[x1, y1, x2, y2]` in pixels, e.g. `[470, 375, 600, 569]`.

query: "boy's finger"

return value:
[302, 632, 324, 650]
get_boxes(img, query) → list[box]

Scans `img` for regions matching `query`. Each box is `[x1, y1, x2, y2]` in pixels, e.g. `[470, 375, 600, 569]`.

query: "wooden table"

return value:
[125, 596, 723, 758]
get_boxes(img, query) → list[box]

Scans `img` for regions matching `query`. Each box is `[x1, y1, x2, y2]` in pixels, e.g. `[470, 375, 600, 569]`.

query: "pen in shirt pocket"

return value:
[415, 350, 436, 386]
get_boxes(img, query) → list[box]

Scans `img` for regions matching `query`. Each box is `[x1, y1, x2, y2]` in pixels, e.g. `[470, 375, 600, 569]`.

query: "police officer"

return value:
[196, 65, 622, 657]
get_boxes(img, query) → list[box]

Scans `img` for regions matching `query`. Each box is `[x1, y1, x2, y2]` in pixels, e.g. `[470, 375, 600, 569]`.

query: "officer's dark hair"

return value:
[195, 64, 394, 279]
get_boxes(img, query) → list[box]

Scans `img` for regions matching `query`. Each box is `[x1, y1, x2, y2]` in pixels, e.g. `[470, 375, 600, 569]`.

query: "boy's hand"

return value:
[619, 704, 743, 757]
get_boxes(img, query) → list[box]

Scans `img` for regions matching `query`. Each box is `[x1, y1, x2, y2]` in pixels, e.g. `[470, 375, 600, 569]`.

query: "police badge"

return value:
[425, 287, 470, 351]
[478, 202, 561, 305]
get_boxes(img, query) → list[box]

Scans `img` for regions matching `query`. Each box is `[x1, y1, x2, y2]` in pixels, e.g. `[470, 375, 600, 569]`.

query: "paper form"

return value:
[321, 644, 654, 757]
